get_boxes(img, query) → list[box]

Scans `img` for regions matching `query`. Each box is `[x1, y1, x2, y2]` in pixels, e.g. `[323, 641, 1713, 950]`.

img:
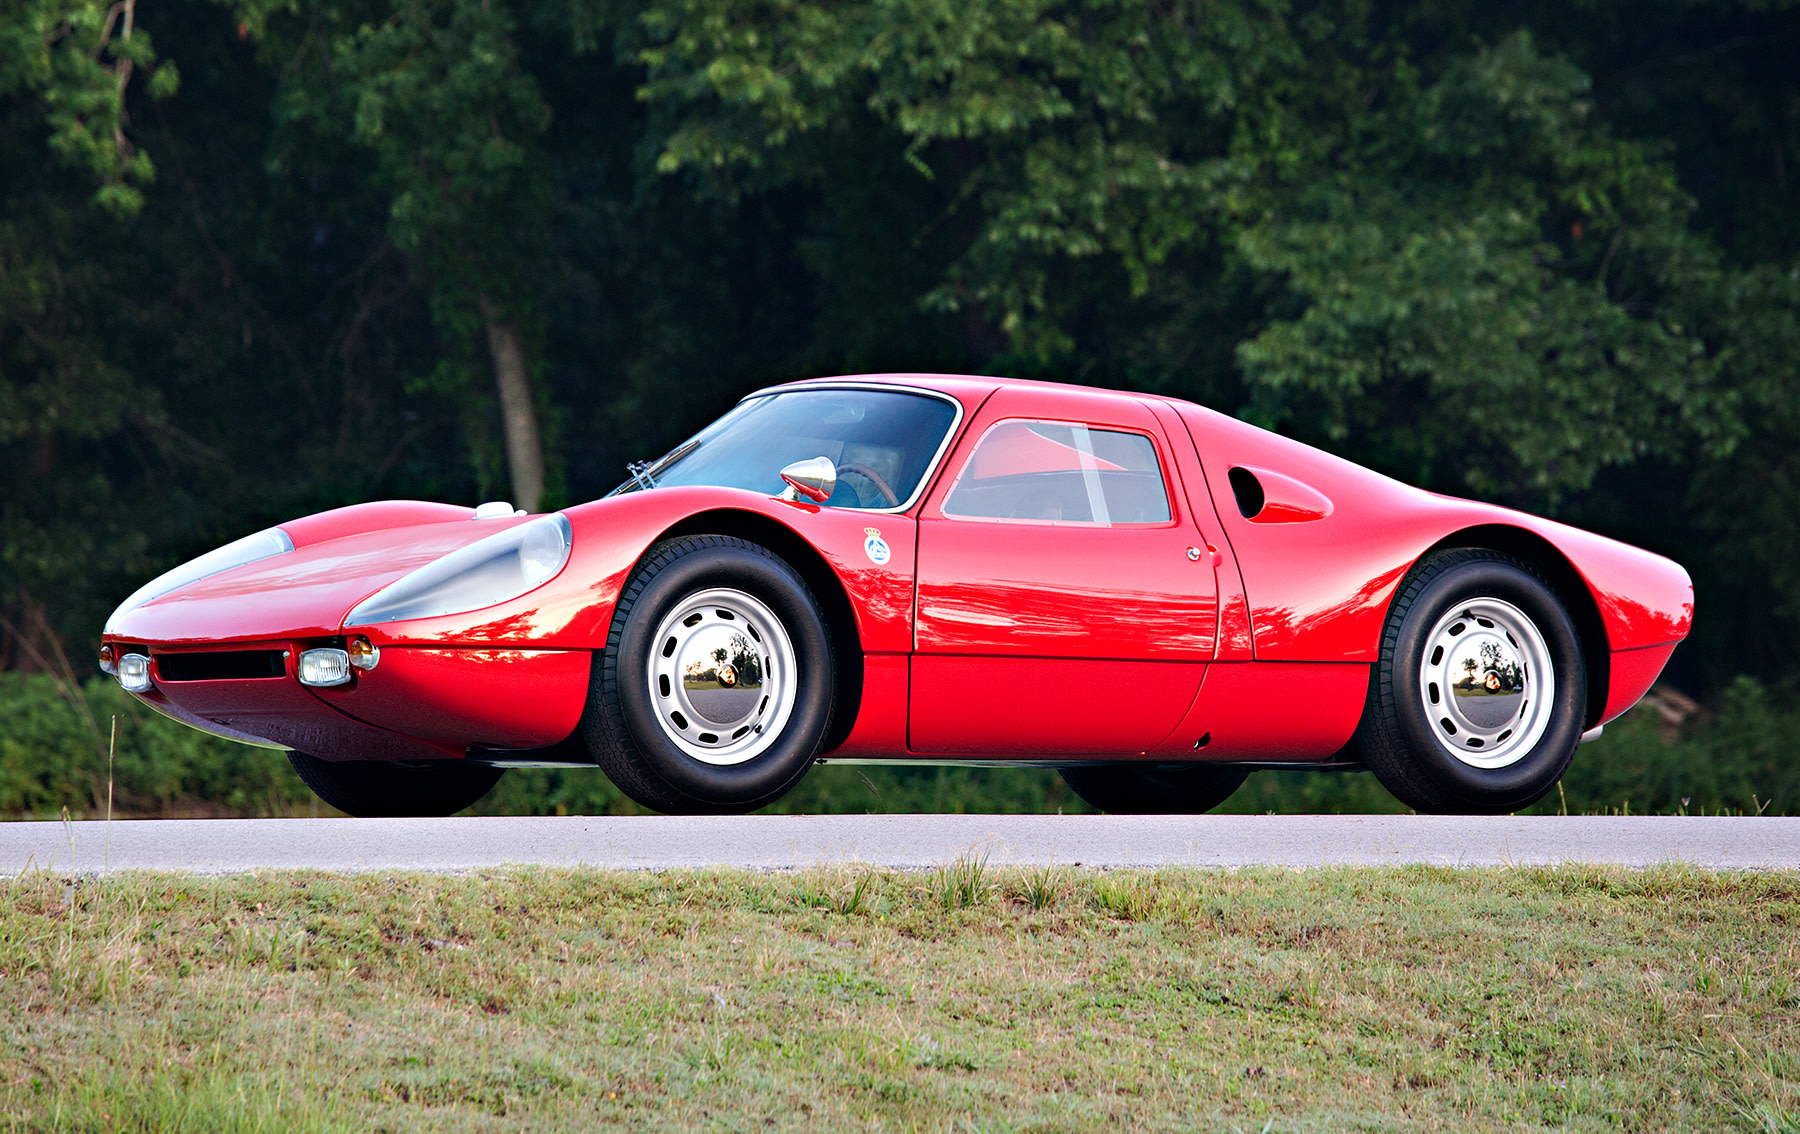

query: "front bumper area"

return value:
[108, 639, 591, 763]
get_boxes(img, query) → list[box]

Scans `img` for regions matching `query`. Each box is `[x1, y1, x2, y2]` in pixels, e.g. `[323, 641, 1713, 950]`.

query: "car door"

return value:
[909, 386, 1219, 754]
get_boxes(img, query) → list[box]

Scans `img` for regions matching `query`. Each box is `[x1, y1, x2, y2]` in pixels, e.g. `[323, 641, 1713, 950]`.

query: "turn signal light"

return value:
[346, 636, 380, 671]
[98, 644, 117, 675]
[297, 648, 353, 687]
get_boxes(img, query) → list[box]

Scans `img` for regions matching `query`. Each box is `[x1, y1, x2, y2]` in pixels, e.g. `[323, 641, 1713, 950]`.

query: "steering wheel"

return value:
[836, 461, 900, 508]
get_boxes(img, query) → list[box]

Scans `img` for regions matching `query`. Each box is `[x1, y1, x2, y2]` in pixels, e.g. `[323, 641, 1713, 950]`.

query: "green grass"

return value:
[3, 864, 1798, 1130]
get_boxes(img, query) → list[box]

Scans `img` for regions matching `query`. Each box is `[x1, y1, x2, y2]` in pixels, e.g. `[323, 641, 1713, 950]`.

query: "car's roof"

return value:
[755, 372, 1197, 414]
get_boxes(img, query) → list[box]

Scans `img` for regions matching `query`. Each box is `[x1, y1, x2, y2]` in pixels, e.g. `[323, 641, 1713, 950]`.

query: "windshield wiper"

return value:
[623, 439, 701, 492]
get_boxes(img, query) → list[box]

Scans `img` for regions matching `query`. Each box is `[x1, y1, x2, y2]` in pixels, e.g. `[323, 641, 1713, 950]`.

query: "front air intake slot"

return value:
[157, 650, 287, 682]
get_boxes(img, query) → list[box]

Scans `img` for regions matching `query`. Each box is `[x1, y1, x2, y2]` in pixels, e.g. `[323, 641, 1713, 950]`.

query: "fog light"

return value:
[298, 648, 353, 687]
[346, 636, 380, 671]
[117, 652, 153, 693]
[98, 644, 118, 676]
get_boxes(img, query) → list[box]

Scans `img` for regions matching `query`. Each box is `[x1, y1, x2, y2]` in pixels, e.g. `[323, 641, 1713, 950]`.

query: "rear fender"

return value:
[1422, 526, 1612, 728]
[1416, 521, 1691, 727]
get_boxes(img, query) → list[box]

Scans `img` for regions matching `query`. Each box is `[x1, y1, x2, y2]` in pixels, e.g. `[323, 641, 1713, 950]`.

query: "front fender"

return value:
[354, 487, 915, 655]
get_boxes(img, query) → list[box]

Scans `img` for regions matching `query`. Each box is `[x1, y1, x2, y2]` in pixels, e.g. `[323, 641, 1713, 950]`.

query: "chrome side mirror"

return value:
[778, 456, 836, 503]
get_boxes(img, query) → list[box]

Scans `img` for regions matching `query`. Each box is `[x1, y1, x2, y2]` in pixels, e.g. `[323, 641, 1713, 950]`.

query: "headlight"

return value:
[346, 514, 571, 626]
[105, 527, 295, 634]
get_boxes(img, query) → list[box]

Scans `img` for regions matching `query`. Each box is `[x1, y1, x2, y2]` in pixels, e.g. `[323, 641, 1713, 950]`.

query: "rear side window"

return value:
[941, 421, 1172, 525]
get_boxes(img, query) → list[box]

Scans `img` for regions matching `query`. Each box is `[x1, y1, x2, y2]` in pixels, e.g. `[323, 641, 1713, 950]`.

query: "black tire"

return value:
[287, 752, 504, 817]
[586, 536, 835, 814]
[1058, 764, 1248, 814]
[1356, 549, 1587, 814]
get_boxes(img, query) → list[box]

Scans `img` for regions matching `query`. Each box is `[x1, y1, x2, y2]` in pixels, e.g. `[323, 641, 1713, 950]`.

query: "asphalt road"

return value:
[3, 814, 1798, 875]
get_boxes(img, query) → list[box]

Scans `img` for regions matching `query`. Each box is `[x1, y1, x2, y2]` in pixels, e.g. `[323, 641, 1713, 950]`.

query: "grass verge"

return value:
[2, 864, 1798, 1130]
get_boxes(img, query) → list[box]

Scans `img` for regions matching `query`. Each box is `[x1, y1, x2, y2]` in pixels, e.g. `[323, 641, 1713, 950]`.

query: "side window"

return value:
[941, 420, 1172, 525]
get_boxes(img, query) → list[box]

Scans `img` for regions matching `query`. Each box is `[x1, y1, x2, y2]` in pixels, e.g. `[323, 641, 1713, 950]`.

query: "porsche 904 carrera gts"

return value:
[99, 375, 1692, 816]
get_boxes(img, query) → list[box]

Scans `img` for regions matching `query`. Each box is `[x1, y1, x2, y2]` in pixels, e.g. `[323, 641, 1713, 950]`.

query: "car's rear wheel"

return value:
[287, 752, 504, 817]
[586, 536, 835, 814]
[1357, 549, 1587, 813]
[1058, 764, 1248, 814]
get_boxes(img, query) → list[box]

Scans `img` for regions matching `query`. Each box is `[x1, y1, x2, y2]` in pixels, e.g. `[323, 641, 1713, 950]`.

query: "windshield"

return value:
[612, 388, 960, 509]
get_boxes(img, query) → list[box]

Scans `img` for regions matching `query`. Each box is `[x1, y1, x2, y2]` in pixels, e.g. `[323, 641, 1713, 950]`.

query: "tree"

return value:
[229, 0, 555, 509]
[0, 0, 183, 665]
[623, 2, 1782, 503]
[5, 0, 1799, 706]
[1, 0, 180, 215]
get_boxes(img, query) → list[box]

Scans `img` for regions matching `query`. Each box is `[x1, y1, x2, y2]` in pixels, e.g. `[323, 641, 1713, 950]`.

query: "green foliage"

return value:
[0, 0, 179, 216]
[631, 0, 1296, 357]
[1550, 678, 1800, 817]
[1235, 32, 1733, 499]
[0, 212, 161, 619]
[234, 0, 550, 286]
[475, 759, 1098, 817]
[628, 5, 1794, 505]
[928, 848, 993, 909]
[219, 0, 561, 510]
[2, 0, 1799, 811]
[0, 674, 315, 818]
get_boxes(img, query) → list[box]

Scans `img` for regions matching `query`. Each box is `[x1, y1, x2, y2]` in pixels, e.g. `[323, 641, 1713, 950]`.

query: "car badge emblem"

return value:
[862, 527, 891, 566]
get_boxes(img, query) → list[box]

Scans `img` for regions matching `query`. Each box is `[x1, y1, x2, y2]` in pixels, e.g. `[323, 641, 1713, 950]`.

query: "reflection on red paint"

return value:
[146, 657, 461, 761]
[279, 500, 476, 546]
[441, 610, 543, 646]
[920, 579, 1216, 657]
[910, 657, 1205, 755]
[1243, 565, 1410, 662]
[318, 647, 588, 748]
[114, 521, 494, 644]
[1146, 661, 1368, 760]
[828, 654, 909, 758]
[1601, 643, 1680, 724]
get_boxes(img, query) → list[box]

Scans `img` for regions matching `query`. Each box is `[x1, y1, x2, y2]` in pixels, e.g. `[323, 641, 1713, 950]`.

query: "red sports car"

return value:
[100, 375, 1692, 817]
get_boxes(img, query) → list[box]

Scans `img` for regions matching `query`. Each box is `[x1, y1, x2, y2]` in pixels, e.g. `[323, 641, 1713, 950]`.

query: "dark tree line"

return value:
[3, 0, 1797, 708]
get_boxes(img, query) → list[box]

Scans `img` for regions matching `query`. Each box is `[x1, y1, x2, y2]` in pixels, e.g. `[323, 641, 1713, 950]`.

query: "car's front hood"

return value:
[107, 518, 530, 645]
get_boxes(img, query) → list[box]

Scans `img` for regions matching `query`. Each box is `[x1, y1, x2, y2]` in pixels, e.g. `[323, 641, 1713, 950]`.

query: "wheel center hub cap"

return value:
[1444, 631, 1525, 730]
[1417, 597, 1555, 770]
[647, 587, 799, 767]
[675, 624, 763, 727]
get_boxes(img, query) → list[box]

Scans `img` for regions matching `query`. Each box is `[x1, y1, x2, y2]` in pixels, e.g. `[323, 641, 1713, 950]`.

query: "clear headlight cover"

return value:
[346, 514, 571, 626]
[105, 527, 295, 634]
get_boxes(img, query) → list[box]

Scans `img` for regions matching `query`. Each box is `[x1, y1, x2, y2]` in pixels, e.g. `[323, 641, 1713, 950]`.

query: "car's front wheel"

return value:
[1058, 764, 1248, 814]
[1357, 549, 1588, 813]
[586, 535, 836, 813]
[287, 752, 504, 817]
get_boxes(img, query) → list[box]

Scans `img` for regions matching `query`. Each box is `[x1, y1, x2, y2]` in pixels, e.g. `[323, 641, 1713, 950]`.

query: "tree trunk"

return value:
[478, 294, 545, 513]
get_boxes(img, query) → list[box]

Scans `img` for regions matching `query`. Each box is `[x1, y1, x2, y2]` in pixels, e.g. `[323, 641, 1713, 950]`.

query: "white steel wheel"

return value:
[1356, 548, 1588, 815]
[589, 535, 837, 815]
[645, 587, 799, 766]
[1415, 597, 1555, 770]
